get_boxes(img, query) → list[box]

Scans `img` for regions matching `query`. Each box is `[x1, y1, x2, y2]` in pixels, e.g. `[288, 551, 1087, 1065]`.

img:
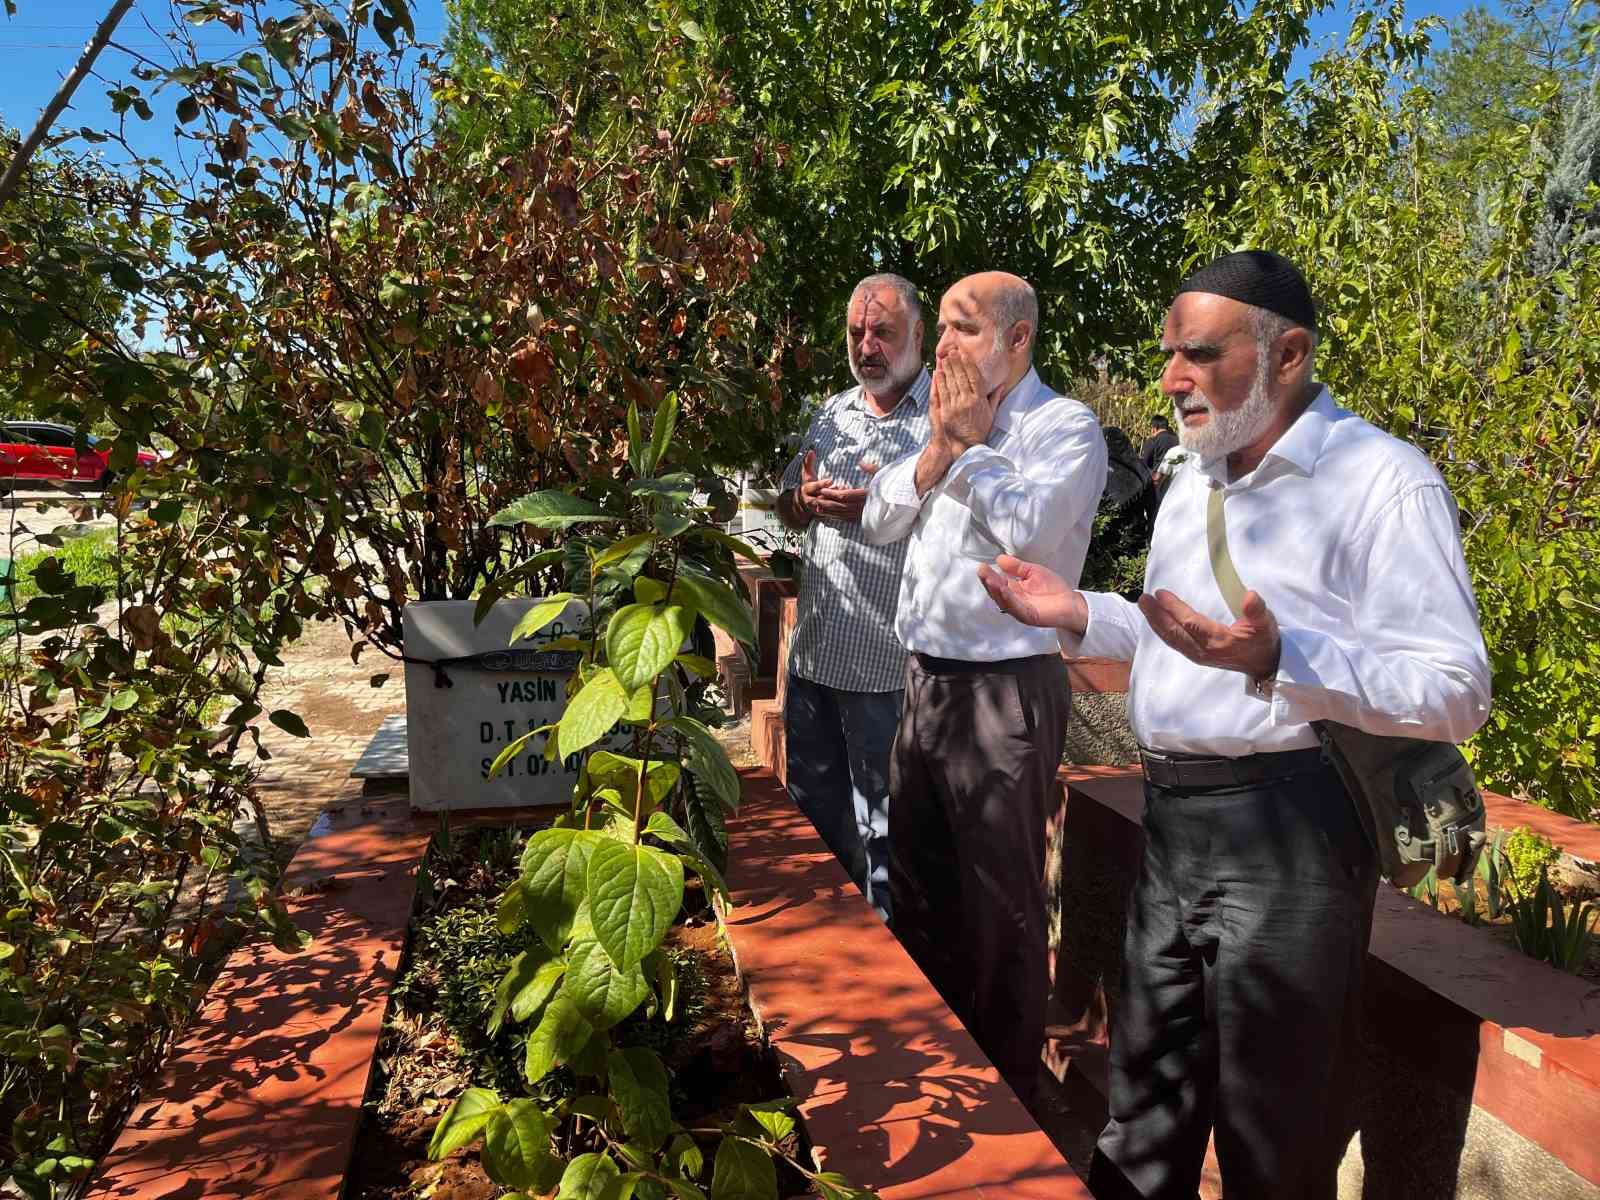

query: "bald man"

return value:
[863, 272, 1107, 1104]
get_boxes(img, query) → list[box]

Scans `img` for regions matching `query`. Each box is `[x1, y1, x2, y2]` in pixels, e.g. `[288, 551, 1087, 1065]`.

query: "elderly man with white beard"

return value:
[775, 273, 931, 922]
[979, 251, 1491, 1199]
[862, 271, 1107, 1105]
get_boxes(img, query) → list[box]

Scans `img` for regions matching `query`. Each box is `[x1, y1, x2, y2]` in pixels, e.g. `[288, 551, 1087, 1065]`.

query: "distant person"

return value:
[1139, 413, 1180, 522]
[1138, 413, 1179, 475]
[980, 250, 1490, 1198]
[775, 273, 930, 923]
[863, 271, 1107, 1105]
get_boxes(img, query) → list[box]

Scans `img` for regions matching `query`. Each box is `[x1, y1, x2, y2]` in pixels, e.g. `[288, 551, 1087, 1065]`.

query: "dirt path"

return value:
[251, 620, 405, 849]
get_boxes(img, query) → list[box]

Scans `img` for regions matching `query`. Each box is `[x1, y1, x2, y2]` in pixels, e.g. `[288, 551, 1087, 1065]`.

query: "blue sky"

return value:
[1, 0, 1489, 170]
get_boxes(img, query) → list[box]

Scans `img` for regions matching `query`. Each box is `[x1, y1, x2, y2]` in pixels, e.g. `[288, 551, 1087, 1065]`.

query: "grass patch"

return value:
[1, 528, 119, 617]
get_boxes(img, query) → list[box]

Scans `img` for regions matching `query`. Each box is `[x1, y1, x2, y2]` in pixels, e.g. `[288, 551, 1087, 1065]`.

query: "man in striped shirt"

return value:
[776, 273, 931, 923]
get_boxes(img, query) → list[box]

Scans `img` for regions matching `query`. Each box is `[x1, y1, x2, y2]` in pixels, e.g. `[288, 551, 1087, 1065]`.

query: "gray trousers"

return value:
[888, 651, 1069, 1107]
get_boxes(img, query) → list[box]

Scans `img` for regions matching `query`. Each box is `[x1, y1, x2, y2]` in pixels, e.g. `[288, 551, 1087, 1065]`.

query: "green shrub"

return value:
[1506, 867, 1598, 974]
[1504, 826, 1563, 897]
[398, 899, 542, 1096]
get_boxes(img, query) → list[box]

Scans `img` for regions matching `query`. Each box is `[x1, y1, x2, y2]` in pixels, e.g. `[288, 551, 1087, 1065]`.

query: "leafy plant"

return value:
[1408, 864, 1441, 911]
[1503, 826, 1563, 898]
[427, 401, 872, 1200]
[1505, 866, 1599, 974]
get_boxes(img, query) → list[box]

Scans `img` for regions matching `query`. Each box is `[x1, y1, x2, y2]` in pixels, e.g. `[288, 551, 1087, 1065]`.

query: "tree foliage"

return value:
[449, 0, 1332, 385]
[1186, 6, 1600, 817]
[1, 0, 796, 1191]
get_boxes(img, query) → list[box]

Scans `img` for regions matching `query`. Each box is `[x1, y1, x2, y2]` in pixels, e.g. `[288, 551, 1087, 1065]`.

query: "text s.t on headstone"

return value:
[403, 598, 587, 811]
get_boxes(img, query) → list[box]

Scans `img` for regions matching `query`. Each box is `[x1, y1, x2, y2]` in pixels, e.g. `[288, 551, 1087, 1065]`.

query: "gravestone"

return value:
[402, 598, 588, 811]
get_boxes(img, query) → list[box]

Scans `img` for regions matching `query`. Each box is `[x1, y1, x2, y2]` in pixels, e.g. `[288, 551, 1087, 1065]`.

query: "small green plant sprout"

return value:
[1408, 863, 1441, 910]
[427, 398, 878, 1200]
[1451, 830, 1509, 927]
[1506, 867, 1599, 975]
[1503, 826, 1562, 898]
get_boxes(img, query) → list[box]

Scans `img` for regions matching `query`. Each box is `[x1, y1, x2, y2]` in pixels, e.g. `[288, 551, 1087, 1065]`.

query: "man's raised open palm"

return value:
[976, 554, 1088, 634]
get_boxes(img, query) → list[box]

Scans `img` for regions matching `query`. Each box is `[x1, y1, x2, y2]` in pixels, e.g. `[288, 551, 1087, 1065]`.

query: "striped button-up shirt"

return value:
[780, 370, 931, 692]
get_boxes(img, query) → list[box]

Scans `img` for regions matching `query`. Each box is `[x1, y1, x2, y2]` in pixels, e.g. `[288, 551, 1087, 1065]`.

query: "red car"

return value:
[0, 421, 158, 489]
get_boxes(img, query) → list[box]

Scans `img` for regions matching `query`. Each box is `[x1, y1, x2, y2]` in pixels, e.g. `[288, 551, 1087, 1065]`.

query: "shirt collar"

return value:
[851, 367, 931, 417]
[1198, 384, 1336, 487]
[993, 366, 1042, 425]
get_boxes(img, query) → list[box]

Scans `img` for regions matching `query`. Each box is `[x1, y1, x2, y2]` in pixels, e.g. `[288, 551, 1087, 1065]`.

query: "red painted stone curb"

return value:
[1060, 658, 1129, 695]
[88, 800, 430, 1200]
[722, 769, 1092, 1200]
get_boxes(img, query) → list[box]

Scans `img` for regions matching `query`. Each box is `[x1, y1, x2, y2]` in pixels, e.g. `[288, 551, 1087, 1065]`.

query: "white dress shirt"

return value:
[1068, 387, 1491, 755]
[864, 368, 1108, 661]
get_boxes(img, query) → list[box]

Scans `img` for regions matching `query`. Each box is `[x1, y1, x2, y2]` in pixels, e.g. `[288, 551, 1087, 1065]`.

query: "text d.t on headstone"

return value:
[403, 598, 587, 811]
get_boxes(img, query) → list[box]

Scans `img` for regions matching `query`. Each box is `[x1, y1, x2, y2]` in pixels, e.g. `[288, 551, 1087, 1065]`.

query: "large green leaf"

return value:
[645, 811, 728, 903]
[524, 993, 595, 1083]
[491, 490, 622, 529]
[560, 669, 629, 756]
[567, 937, 652, 1029]
[670, 716, 741, 815]
[741, 1101, 796, 1142]
[587, 841, 684, 968]
[711, 1136, 776, 1200]
[668, 571, 755, 648]
[594, 531, 656, 573]
[627, 401, 646, 476]
[490, 950, 567, 1033]
[683, 773, 730, 874]
[521, 828, 603, 951]
[496, 880, 529, 934]
[647, 391, 679, 474]
[606, 1046, 672, 1149]
[607, 603, 693, 693]
[427, 1087, 501, 1159]
[474, 548, 565, 625]
[483, 1099, 558, 1190]
[559, 1152, 622, 1200]
[509, 593, 576, 644]
[688, 526, 766, 567]
[587, 752, 680, 812]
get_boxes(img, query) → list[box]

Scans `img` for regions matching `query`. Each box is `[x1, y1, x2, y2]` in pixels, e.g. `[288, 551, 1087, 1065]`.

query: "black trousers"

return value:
[1089, 760, 1379, 1200]
[888, 651, 1069, 1107]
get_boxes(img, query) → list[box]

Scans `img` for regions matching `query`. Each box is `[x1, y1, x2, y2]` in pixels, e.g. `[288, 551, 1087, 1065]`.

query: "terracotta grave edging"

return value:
[721, 768, 1092, 1200]
[88, 799, 430, 1200]
[1057, 766, 1600, 1192]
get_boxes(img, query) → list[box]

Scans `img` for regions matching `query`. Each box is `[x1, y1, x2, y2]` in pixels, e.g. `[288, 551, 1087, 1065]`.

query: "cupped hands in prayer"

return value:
[798, 449, 879, 522]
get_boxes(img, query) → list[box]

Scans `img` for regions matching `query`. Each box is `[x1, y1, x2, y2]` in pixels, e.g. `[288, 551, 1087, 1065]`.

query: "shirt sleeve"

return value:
[1062, 590, 1143, 662]
[1268, 482, 1491, 744]
[861, 445, 926, 546]
[943, 406, 1108, 561]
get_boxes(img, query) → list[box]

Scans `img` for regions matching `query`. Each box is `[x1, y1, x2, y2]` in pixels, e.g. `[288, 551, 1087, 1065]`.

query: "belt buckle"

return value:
[1139, 748, 1176, 787]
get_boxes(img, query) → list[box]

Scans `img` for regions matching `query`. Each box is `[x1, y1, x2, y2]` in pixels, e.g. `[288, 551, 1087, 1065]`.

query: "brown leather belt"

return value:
[1139, 746, 1328, 791]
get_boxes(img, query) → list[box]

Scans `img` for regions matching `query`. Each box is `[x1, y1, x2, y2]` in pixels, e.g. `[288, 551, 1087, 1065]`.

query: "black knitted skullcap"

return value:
[1175, 250, 1317, 333]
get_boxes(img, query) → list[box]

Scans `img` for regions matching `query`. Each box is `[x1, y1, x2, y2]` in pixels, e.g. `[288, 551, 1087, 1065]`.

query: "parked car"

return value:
[0, 421, 158, 489]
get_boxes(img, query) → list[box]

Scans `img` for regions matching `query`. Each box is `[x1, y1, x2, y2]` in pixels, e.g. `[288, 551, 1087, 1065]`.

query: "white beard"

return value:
[852, 337, 923, 398]
[1174, 363, 1276, 463]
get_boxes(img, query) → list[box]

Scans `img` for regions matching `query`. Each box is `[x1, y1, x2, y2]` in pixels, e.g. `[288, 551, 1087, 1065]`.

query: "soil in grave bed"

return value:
[344, 826, 811, 1200]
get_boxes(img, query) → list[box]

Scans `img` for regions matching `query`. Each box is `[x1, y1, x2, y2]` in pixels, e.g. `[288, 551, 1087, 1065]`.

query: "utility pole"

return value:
[0, 0, 138, 207]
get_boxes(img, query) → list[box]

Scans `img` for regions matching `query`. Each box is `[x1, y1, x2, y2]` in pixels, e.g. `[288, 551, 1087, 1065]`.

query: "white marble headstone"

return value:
[402, 598, 588, 811]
